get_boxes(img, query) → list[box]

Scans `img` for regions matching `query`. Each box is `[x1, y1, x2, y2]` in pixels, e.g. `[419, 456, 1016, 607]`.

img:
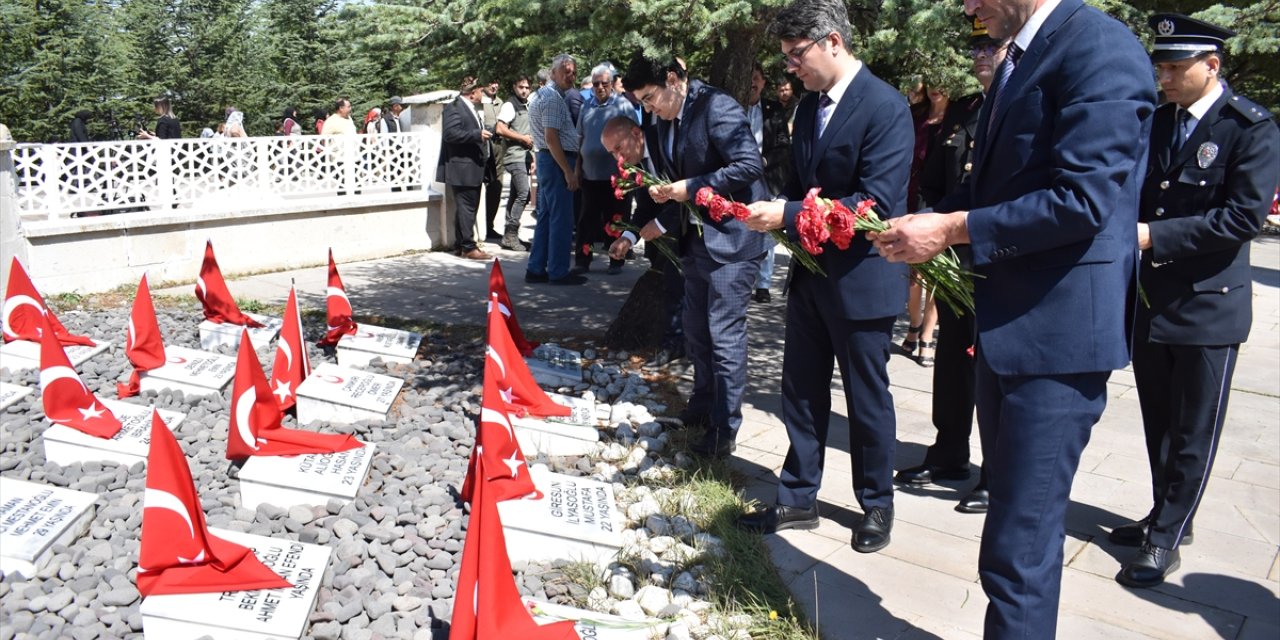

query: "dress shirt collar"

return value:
[1183, 80, 1223, 123]
[823, 59, 862, 107]
[1013, 0, 1064, 52]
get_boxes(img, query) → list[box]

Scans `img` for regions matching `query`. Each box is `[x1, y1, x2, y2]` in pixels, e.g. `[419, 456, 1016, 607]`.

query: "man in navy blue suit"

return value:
[620, 54, 768, 458]
[738, 0, 912, 555]
[873, 0, 1155, 636]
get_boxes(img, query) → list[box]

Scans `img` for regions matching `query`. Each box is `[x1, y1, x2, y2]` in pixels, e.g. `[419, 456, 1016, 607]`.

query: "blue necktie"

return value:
[986, 43, 1023, 135]
[815, 94, 834, 143]
[1174, 109, 1192, 152]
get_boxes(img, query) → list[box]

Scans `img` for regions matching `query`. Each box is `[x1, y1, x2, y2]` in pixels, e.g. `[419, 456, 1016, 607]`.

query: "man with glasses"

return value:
[576, 63, 638, 274]
[621, 52, 767, 459]
[527, 54, 586, 285]
[739, 0, 913, 555]
[871, 0, 1156, 635]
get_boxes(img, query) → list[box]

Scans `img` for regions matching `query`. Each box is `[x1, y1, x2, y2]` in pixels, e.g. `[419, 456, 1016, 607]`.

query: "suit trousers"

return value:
[975, 351, 1109, 639]
[1132, 332, 1237, 550]
[777, 276, 897, 512]
[528, 150, 576, 280]
[451, 185, 481, 252]
[646, 240, 685, 349]
[482, 157, 503, 236]
[925, 300, 979, 474]
[680, 236, 761, 439]
[576, 178, 628, 268]
[502, 158, 531, 234]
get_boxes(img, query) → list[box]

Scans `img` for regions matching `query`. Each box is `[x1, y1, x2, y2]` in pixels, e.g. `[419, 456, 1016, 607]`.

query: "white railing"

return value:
[10, 132, 432, 220]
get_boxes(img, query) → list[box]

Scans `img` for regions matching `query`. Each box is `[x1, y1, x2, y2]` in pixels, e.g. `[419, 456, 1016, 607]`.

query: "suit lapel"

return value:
[807, 77, 864, 181]
[1169, 89, 1229, 171]
[792, 94, 817, 186]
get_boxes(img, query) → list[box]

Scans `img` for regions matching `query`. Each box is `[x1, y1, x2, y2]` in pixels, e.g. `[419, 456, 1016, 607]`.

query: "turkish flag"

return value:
[3, 257, 95, 346]
[38, 314, 121, 439]
[488, 260, 538, 356]
[318, 249, 358, 347]
[138, 410, 293, 597]
[194, 240, 263, 327]
[451, 457, 580, 640]
[228, 328, 360, 460]
[117, 274, 167, 398]
[487, 294, 570, 419]
[269, 286, 311, 413]
[460, 366, 539, 504]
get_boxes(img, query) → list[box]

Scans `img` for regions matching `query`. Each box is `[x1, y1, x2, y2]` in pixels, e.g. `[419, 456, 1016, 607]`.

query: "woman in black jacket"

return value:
[137, 96, 181, 139]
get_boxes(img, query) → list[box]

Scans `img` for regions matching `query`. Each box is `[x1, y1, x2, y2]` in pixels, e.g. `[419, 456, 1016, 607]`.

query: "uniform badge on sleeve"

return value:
[1197, 142, 1218, 168]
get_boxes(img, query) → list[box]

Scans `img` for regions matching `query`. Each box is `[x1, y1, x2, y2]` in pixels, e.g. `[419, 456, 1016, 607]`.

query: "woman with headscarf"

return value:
[363, 108, 382, 135]
[280, 106, 303, 137]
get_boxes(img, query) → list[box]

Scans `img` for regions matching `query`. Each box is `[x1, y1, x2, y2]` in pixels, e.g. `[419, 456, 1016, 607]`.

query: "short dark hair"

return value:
[459, 78, 480, 93]
[512, 75, 530, 86]
[333, 97, 350, 111]
[768, 0, 854, 53]
[622, 51, 685, 91]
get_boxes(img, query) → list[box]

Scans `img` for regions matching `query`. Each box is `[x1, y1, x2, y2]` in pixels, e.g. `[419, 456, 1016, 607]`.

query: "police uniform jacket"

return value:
[1139, 84, 1280, 346]
[918, 93, 982, 210]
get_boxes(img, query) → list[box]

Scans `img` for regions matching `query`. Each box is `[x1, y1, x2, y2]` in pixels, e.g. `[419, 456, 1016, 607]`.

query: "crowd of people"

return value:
[436, 1, 1278, 638]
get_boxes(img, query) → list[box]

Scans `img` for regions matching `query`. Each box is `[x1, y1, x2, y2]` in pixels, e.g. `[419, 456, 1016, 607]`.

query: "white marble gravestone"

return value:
[198, 313, 282, 351]
[544, 392, 597, 426]
[529, 599, 665, 639]
[512, 414, 600, 457]
[0, 339, 112, 372]
[0, 382, 33, 411]
[525, 344, 584, 388]
[138, 346, 236, 398]
[43, 399, 187, 468]
[335, 325, 422, 367]
[237, 442, 376, 511]
[140, 528, 330, 640]
[497, 465, 623, 567]
[294, 363, 402, 426]
[0, 478, 98, 578]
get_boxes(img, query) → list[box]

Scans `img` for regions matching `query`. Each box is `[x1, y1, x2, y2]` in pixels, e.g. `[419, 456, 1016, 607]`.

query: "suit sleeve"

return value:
[683, 92, 764, 199]
[965, 31, 1156, 267]
[442, 102, 480, 145]
[1149, 119, 1280, 261]
[780, 93, 914, 237]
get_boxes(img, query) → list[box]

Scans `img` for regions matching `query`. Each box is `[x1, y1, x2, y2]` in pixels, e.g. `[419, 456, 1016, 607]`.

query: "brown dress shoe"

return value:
[462, 248, 493, 261]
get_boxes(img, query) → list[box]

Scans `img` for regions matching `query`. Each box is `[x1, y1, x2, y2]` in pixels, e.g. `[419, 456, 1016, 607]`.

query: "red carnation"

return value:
[695, 187, 714, 207]
[827, 201, 856, 249]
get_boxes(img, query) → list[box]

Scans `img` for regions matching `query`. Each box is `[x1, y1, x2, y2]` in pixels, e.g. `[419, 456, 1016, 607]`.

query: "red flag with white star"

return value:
[194, 240, 263, 327]
[318, 249, 357, 347]
[451, 456, 580, 640]
[269, 285, 310, 413]
[138, 410, 293, 597]
[486, 294, 570, 419]
[488, 260, 538, 356]
[227, 329, 360, 460]
[38, 314, 121, 438]
[459, 371, 539, 504]
[3, 257, 95, 346]
[117, 274, 167, 398]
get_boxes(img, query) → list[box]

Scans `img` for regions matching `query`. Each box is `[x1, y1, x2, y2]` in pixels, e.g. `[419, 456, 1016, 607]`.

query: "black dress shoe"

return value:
[525, 271, 549, 283]
[738, 504, 820, 534]
[894, 464, 971, 486]
[955, 488, 989, 514]
[853, 507, 893, 553]
[752, 288, 771, 303]
[690, 430, 736, 459]
[1109, 518, 1194, 547]
[548, 273, 589, 286]
[1116, 542, 1180, 588]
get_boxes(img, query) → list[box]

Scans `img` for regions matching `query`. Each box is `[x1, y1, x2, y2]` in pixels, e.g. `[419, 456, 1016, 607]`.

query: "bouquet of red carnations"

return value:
[612, 160, 703, 236]
[795, 188, 977, 315]
[694, 187, 825, 276]
[603, 214, 681, 271]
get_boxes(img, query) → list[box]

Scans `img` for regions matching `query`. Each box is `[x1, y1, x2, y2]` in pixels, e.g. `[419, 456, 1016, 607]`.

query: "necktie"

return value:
[986, 43, 1023, 135]
[815, 94, 835, 143]
[1173, 109, 1192, 152]
[667, 117, 681, 171]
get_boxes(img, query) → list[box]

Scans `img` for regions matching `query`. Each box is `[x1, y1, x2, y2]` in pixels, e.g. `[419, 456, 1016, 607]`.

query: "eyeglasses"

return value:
[592, 80, 612, 87]
[970, 43, 1003, 57]
[633, 86, 665, 108]
[781, 35, 829, 68]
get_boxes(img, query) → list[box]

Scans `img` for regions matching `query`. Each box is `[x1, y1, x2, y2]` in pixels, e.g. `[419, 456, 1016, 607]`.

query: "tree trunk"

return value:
[707, 20, 771, 104]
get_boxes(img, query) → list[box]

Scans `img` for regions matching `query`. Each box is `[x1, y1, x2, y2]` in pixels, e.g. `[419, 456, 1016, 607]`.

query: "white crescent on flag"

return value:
[233, 387, 260, 450]
[39, 365, 88, 394]
[277, 339, 294, 372]
[326, 286, 350, 305]
[195, 275, 208, 301]
[3, 294, 45, 339]
[485, 299, 513, 318]
[143, 488, 206, 564]
[481, 406, 515, 441]
[485, 345, 506, 378]
[126, 317, 137, 350]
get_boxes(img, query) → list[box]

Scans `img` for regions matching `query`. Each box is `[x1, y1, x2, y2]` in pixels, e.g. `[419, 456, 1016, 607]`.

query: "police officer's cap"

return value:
[1148, 13, 1234, 64]
[967, 16, 999, 48]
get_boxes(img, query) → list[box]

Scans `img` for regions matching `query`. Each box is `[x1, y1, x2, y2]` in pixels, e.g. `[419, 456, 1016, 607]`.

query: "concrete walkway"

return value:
[159, 228, 1280, 639]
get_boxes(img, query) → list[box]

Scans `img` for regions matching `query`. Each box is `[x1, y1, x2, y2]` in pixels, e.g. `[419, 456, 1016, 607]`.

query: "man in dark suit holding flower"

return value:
[620, 53, 767, 459]
[871, 0, 1155, 635]
[739, 0, 913, 554]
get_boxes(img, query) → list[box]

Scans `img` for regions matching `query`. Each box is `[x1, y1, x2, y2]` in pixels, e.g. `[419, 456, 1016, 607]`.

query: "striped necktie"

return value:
[986, 43, 1023, 135]
[814, 94, 834, 144]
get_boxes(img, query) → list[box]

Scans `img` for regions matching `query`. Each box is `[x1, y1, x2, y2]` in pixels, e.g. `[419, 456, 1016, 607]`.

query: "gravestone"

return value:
[137, 346, 236, 398]
[0, 478, 98, 578]
[140, 528, 330, 640]
[525, 344, 584, 388]
[512, 415, 600, 457]
[0, 382, 33, 410]
[237, 442, 376, 511]
[335, 325, 422, 367]
[294, 363, 403, 426]
[529, 599, 664, 639]
[496, 465, 623, 567]
[0, 339, 112, 372]
[43, 399, 187, 467]
[198, 313, 282, 351]
[545, 392, 597, 426]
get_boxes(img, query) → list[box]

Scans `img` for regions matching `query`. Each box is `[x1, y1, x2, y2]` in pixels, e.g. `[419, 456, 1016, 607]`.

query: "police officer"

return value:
[893, 16, 1008, 515]
[1114, 13, 1280, 589]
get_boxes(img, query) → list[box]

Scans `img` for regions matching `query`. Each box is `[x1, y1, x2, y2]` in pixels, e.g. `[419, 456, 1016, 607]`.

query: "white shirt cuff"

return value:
[621, 231, 638, 245]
